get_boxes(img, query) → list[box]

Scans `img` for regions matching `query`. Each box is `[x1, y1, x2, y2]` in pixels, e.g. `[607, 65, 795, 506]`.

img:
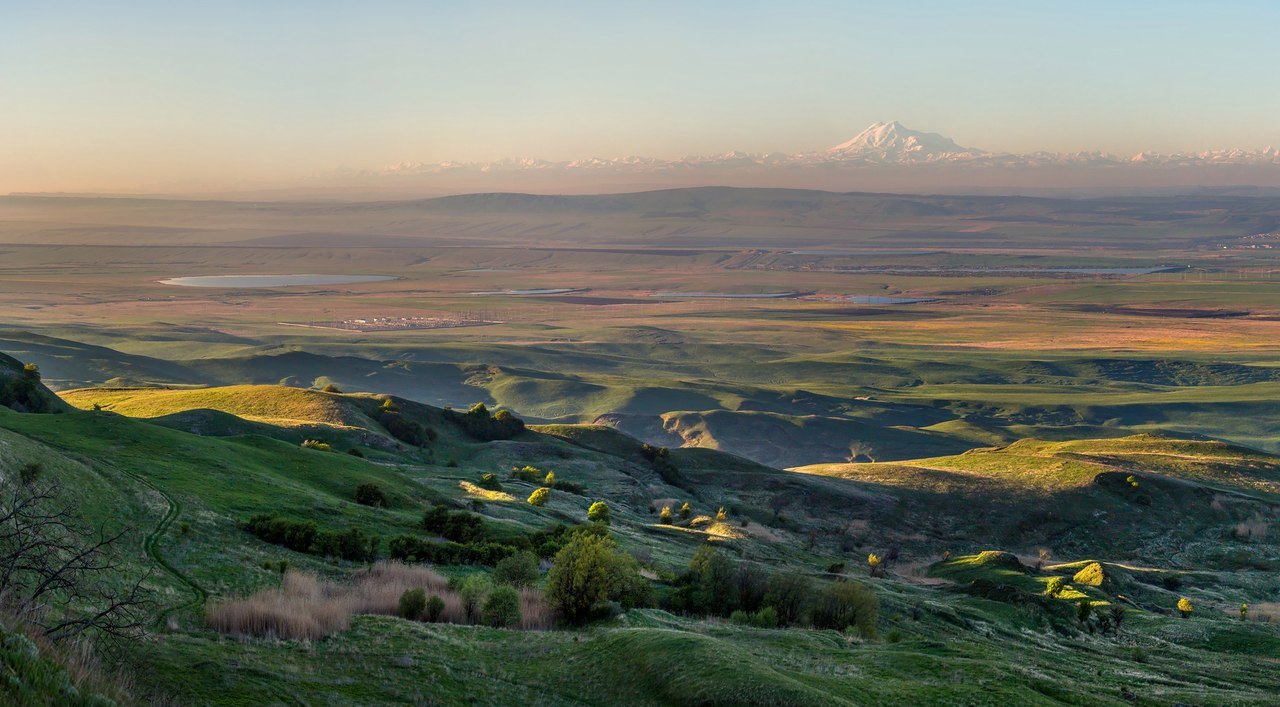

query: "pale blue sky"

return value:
[2, 1, 1277, 191]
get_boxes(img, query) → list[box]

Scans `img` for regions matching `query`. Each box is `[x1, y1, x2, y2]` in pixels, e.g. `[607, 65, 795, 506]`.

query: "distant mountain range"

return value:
[373, 121, 1280, 177]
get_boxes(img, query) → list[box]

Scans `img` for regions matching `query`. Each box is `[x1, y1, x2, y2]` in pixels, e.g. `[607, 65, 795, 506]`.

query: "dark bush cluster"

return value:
[386, 535, 517, 565]
[354, 482, 388, 507]
[422, 504, 485, 542]
[378, 409, 438, 447]
[240, 514, 378, 561]
[641, 443, 683, 488]
[447, 403, 525, 441]
[663, 546, 878, 635]
[545, 534, 653, 624]
[0, 363, 56, 413]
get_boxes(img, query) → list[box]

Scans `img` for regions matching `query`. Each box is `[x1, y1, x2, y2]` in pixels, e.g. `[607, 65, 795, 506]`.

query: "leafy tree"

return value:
[1177, 597, 1193, 619]
[1241, 603, 1249, 621]
[587, 501, 610, 525]
[354, 482, 388, 507]
[1110, 605, 1126, 633]
[689, 545, 738, 615]
[679, 502, 692, 520]
[763, 572, 813, 626]
[1045, 576, 1066, 597]
[494, 551, 540, 588]
[527, 487, 550, 506]
[426, 594, 445, 622]
[812, 580, 878, 637]
[482, 586, 522, 627]
[1076, 598, 1093, 625]
[543, 471, 556, 487]
[867, 553, 882, 577]
[658, 506, 673, 524]
[460, 574, 492, 622]
[398, 588, 426, 619]
[545, 534, 650, 625]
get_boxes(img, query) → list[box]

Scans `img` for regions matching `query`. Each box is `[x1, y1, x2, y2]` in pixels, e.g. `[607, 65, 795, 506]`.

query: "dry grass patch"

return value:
[207, 562, 555, 640]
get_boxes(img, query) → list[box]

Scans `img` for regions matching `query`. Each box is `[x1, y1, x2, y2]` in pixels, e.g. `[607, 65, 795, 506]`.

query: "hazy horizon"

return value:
[4, 1, 1280, 195]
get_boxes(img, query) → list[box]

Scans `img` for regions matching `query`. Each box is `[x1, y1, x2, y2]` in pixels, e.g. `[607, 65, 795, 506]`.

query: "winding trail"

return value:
[118, 465, 208, 623]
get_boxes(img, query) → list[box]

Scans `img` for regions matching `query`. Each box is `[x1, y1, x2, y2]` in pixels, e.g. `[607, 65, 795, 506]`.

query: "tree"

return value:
[381, 398, 399, 412]
[1241, 603, 1249, 621]
[354, 482, 387, 507]
[812, 580, 878, 637]
[494, 551, 539, 588]
[543, 471, 556, 487]
[482, 586, 522, 627]
[1045, 576, 1066, 597]
[587, 501, 610, 525]
[460, 575, 492, 622]
[867, 553, 882, 577]
[0, 474, 150, 641]
[689, 545, 738, 615]
[545, 534, 650, 625]
[1076, 599, 1093, 625]
[398, 588, 426, 619]
[763, 572, 812, 626]
[658, 506, 673, 524]
[679, 502, 692, 520]
[1177, 597, 1193, 619]
[1110, 605, 1126, 633]
[527, 487, 550, 507]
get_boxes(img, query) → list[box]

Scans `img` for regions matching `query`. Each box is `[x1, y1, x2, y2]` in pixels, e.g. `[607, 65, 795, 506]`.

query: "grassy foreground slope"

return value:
[1, 376, 1279, 703]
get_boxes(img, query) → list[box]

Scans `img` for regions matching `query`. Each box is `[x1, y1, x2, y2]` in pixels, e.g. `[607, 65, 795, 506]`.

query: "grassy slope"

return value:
[1, 385, 1279, 703]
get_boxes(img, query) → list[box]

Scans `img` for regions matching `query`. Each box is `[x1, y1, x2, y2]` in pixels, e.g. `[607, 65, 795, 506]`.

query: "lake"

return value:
[159, 274, 396, 288]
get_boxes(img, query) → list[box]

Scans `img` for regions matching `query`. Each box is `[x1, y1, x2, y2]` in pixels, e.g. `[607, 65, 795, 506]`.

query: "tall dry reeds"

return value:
[207, 562, 556, 640]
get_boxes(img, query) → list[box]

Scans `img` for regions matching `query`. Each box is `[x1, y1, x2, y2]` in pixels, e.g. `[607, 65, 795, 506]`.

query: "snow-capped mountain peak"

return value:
[824, 121, 983, 162]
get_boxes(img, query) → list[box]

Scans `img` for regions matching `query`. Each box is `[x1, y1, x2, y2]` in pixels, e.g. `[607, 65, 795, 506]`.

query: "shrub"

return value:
[354, 482, 388, 508]
[398, 588, 426, 619]
[460, 575, 492, 622]
[482, 586, 522, 627]
[1045, 576, 1066, 597]
[321, 384, 342, 393]
[1076, 598, 1093, 624]
[511, 465, 542, 483]
[448, 403, 525, 441]
[715, 507, 727, 522]
[679, 502, 692, 520]
[545, 534, 651, 625]
[587, 501, 610, 525]
[812, 580, 878, 637]
[301, 439, 332, 452]
[764, 572, 812, 626]
[314, 527, 377, 562]
[18, 461, 43, 485]
[241, 514, 318, 553]
[658, 506, 673, 524]
[494, 551, 540, 588]
[543, 471, 556, 487]
[421, 505, 485, 542]
[750, 606, 779, 628]
[689, 545, 739, 616]
[1241, 603, 1249, 621]
[867, 553, 882, 576]
[381, 398, 399, 412]
[1177, 597, 1193, 619]
[478, 473, 504, 492]
[527, 488, 550, 507]
[730, 609, 750, 625]
[426, 594, 445, 622]
[1072, 562, 1105, 587]
[379, 411, 436, 447]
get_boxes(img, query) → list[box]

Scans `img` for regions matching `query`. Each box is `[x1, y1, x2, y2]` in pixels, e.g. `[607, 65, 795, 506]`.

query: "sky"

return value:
[2, 0, 1279, 194]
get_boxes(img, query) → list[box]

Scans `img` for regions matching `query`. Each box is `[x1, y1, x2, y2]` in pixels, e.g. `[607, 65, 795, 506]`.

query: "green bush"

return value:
[750, 606, 779, 628]
[587, 501, 610, 525]
[482, 586, 522, 627]
[545, 534, 652, 625]
[422, 505, 485, 542]
[543, 471, 556, 487]
[511, 465, 542, 483]
[354, 482, 388, 507]
[1072, 562, 1105, 587]
[241, 514, 319, 553]
[494, 551, 540, 588]
[478, 473, 504, 492]
[659, 506, 673, 524]
[18, 462, 43, 485]
[730, 609, 750, 625]
[398, 588, 426, 619]
[426, 594, 445, 622]
[460, 575, 492, 622]
[527, 487, 550, 507]
[448, 403, 525, 441]
[812, 580, 878, 637]
[1045, 576, 1066, 597]
[300, 439, 332, 452]
[764, 572, 813, 626]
